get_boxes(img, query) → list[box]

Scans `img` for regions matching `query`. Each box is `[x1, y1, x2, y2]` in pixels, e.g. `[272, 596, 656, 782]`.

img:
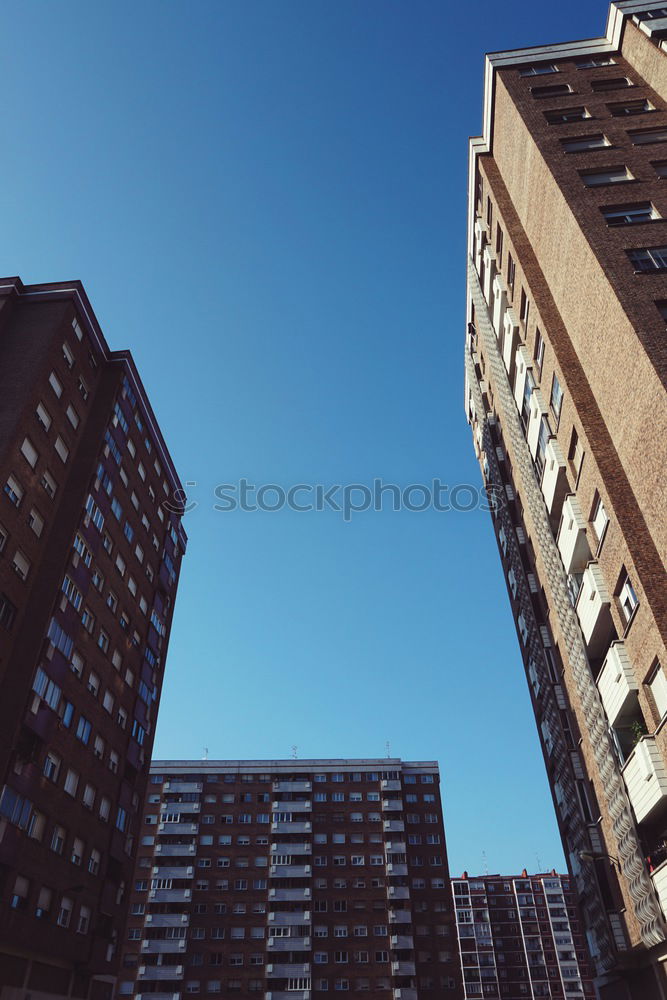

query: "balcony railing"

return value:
[622, 736, 667, 824]
[575, 562, 613, 657]
[597, 640, 639, 727]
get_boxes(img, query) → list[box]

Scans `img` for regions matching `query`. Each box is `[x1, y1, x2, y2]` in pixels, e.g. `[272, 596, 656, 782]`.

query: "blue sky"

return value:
[2, 0, 606, 875]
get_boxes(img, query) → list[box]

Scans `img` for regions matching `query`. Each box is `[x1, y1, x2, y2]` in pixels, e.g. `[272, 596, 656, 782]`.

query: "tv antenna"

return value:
[291, 745, 298, 760]
[385, 740, 391, 758]
[203, 747, 209, 761]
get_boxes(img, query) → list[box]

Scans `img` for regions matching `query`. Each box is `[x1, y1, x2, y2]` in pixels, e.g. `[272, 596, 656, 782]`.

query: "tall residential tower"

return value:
[0, 277, 186, 998]
[465, 3, 667, 997]
[121, 758, 462, 1000]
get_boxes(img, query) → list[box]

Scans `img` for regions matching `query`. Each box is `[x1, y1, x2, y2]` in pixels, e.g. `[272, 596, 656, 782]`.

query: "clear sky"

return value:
[2, 0, 607, 876]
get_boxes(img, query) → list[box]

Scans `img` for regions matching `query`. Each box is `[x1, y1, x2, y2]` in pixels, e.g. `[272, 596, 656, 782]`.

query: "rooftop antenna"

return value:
[385, 740, 391, 758]
[536, 852, 543, 873]
[203, 747, 209, 761]
[482, 850, 489, 876]
[291, 745, 298, 760]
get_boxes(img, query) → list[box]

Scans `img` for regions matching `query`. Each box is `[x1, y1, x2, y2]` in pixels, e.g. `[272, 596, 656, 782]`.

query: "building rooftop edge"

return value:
[149, 758, 440, 770]
[0, 275, 186, 505]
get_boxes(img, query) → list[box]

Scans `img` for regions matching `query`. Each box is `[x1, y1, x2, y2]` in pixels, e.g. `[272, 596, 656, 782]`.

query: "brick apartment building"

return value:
[0, 276, 186, 998]
[464, 1, 667, 995]
[452, 871, 595, 999]
[120, 758, 463, 1000]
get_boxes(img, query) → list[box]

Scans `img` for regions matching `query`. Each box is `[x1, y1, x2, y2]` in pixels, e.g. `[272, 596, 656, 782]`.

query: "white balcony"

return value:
[393, 990, 418, 1000]
[273, 780, 312, 793]
[622, 737, 667, 824]
[387, 863, 408, 876]
[382, 798, 403, 811]
[387, 886, 410, 899]
[383, 820, 405, 833]
[267, 935, 311, 951]
[382, 779, 401, 792]
[473, 217, 488, 275]
[271, 842, 311, 855]
[155, 843, 196, 857]
[164, 780, 202, 794]
[392, 960, 416, 976]
[152, 866, 194, 879]
[271, 821, 312, 834]
[389, 909, 412, 923]
[492, 273, 507, 337]
[390, 934, 414, 949]
[482, 246, 496, 303]
[268, 910, 311, 926]
[161, 802, 201, 814]
[149, 888, 192, 903]
[385, 841, 406, 853]
[597, 641, 639, 727]
[270, 864, 311, 878]
[576, 563, 613, 657]
[651, 858, 667, 920]
[142, 939, 187, 954]
[269, 886, 312, 901]
[272, 800, 312, 811]
[513, 345, 532, 412]
[526, 388, 549, 459]
[266, 962, 311, 977]
[137, 965, 184, 981]
[557, 494, 591, 575]
[145, 913, 189, 927]
[158, 822, 198, 835]
[502, 308, 519, 379]
[540, 437, 567, 516]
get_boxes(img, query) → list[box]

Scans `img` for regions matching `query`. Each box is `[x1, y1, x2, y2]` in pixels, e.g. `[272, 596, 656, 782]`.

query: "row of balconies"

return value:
[473, 232, 667, 931]
[265, 992, 416, 1000]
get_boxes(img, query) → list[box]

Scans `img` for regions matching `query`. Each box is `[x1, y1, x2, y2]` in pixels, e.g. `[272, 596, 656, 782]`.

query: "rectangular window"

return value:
[654, 161, 667, 178]
[576, 56, 614, 69]
[534, 328, 545, 373]
[531, 83, 571, 98]
[520, 63, 557, 76]
[608, 99, 655, 116]
[560, 133, 610, 152]
[36, 402, 52, 430]
[580, 166, 633, 186]
[629, 126, 667, 145]
[618, 570, 639, 623]
[5, 475, 24, 507]
[49, 372, 63, 398]
[591, 76, 632, 92]
[591, 491, 609, 544]
[55, 437, 69, 463]
[550, 373, 563, 423]
[21, 438, 39, 468]
[628, 246, 667, 272]
[649, 662, 667, 720]
[602, 202, 658, 225]
[545, 106, 590, 124]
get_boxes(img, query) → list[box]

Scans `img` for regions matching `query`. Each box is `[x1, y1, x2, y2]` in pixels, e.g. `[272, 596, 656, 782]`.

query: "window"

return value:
[603, 201, 658, 225]
[12, 550, 30, 580]
[649, 662, 667, 720]
[608, 99, 655, 116]
[64, 768, 79, 797]
[630, 126, 667, 145]
[76, 905, 91, 934]
[76, 716, 91, 744]
[628, 246, 667, 271]
[580, 166, 633, 186]
[36, 402, 52, 430]
[520, 63, 557, 76]
[51, 824, 66, 854]
[5, 474, 24, 507]
[44, 751, 61, 782]
[576, 56, 614, 69]
[66, 403, 79, 428]
[531, 83, 572, 98]
[550, 374, 563, 423]
[534, 328, 545, 373]
[545, 106, 590, 124]
[21, 437, 39, 468]
[591, 491, 609, 545]
[54, 437, 69, 463]
[618, 569, 639, 623]
[653, 161, 667, 179]
[49, 372, 63, 398]
[656, 300, 667, 323]
[561, 133, 610, 152]
[591, 76, 632, 92]
[29, 508, 44, 536]
[41, 470, 57, 498]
